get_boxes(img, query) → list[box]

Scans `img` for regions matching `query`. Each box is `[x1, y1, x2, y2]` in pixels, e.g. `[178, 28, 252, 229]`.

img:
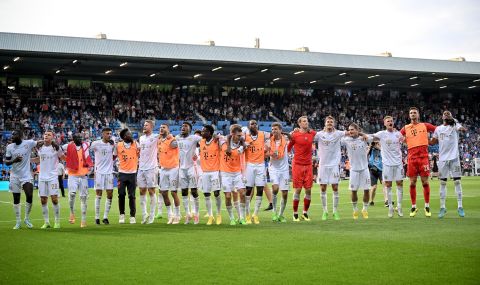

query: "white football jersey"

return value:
[38, 145, 63, 181]
[315, 130, 345, 167]
[5, 140, 36, 178]
[138, 133, 159, 170]
[342, 136, 372, 171]
[91, 140, 115, 174]
[373, 130, 403, 166]
[433, 124, 462, 161]
[176, 134, 202, 169]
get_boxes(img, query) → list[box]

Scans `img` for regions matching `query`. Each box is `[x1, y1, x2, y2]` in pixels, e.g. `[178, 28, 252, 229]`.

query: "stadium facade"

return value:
[1, 32, 480, 92]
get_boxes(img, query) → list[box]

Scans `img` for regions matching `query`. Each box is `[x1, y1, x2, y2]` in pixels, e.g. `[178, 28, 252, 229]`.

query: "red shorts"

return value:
[292, 163, 313, 189]
[407, 156, 430, 177]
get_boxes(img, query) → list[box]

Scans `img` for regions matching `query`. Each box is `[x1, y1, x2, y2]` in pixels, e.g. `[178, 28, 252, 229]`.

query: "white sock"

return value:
[245, 198, 251, 216]
[205, 196, 213, 216]
[363, 202, 369, 211]
[279, 197, 287, 217]
[175, 206, 180, 217]
[69, 192, 76, 214]
[103, 199, 112, 219]
[397, 186, 403, 208]
[386, 186, 393, 209]
[272, 194, 278, 215]
[25, 202, 32, 219]
[253, 196, 262, 216]
[166, 205, 172, 218]
[226, 205, 234, 220]
[13, 204, 21, 223]
[215, 195, 222, 215]
[53, 203, 60, 222]
[140, 195, 147, 217]
[42, 204, 49, 223]
[454, 180, 463, 208]
[352, 201, 358, 211]
[333, 191, 339, 213]
[440, 181, 447, 209]
[321, 191, 328, 212]
[425, 202, 430, 208]
[80, 196, 87, 222]
[149, 194, 157, 218]
[234, 201, 241, 219]
[182, 196, 190, 216]
[95, 195, 101, 219]
[240, 203, 246, 220]
[194, 196, 200, 216]
[157, 194, 164, 215]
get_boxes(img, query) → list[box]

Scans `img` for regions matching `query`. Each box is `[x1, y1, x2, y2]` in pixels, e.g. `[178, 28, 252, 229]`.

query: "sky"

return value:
[0, 0, 479, 61]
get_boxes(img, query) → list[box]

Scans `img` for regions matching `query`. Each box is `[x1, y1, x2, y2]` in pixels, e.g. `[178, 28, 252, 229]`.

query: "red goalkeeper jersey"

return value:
[287, 130, 316, 165]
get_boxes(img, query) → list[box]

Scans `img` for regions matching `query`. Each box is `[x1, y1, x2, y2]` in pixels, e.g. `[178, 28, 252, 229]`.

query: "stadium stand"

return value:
[1, 82, 479, 181]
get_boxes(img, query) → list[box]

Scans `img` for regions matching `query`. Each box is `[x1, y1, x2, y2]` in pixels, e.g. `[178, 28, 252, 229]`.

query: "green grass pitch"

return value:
[1, 177, 479, 284]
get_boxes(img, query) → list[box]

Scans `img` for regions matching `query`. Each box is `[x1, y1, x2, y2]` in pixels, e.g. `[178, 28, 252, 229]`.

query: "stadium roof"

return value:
[1, 32, 480, 91]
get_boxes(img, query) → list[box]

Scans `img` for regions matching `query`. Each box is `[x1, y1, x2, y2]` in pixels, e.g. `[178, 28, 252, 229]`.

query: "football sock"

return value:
[205, 196, 213, 216]
[215, 195, 222, 215]
[397, 186, 403, 208]
[280, 197, 287, 217]
[80, 196, 87, 222]
[293, 192, 300, 214]
[42, 204, 49, 223]
[440, 180, 447, 208]
[333, 191, 339, 213]
[321, 191, 328, 212]
[303, 194, 311, 213]
[53, 203, 60, 222]
[104, 198, 112, 219]
[25, 202, 32, 219]
[69, 192, 76, 214]
[149, 193, 157, 218]
[272, 194, 278, 215]
[13, 204, 21, 223]
[454, 180, 463, 208]
[253, 196, 262, 216]
[95, 195, 101, 219]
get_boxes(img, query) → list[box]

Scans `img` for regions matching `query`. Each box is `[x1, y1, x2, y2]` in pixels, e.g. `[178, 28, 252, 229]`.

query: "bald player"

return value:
[5, 130, 38, 229]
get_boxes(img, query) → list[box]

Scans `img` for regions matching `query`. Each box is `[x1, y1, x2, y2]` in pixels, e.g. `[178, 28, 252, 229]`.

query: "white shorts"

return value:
[201, 171, 221, 193]
[159, 167, 179, 191]
[68, 175, 89, 197]
[137, 168, 158, 189]
[245, 163, 266, 187]
[179, 167, 199, 189]
[319, 166, 340, 185]
[269, 168, 290, 191]
[39, 179, 60, 197]
[438, 158, 462, 179]
[9, 176, 33, 194]
[221, 172, 245, 193]
[382, 164, 404, 182]
[349, 169, 371, 191]
[95, 173, 114, 190]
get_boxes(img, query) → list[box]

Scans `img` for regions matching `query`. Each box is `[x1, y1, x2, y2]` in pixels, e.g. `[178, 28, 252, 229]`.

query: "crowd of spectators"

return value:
[1, 84, 479, 178]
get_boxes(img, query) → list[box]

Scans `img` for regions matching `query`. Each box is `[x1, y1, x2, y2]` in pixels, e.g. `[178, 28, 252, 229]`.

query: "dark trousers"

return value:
[118, 173, 137, 217]
[58, 175, 65, 197]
